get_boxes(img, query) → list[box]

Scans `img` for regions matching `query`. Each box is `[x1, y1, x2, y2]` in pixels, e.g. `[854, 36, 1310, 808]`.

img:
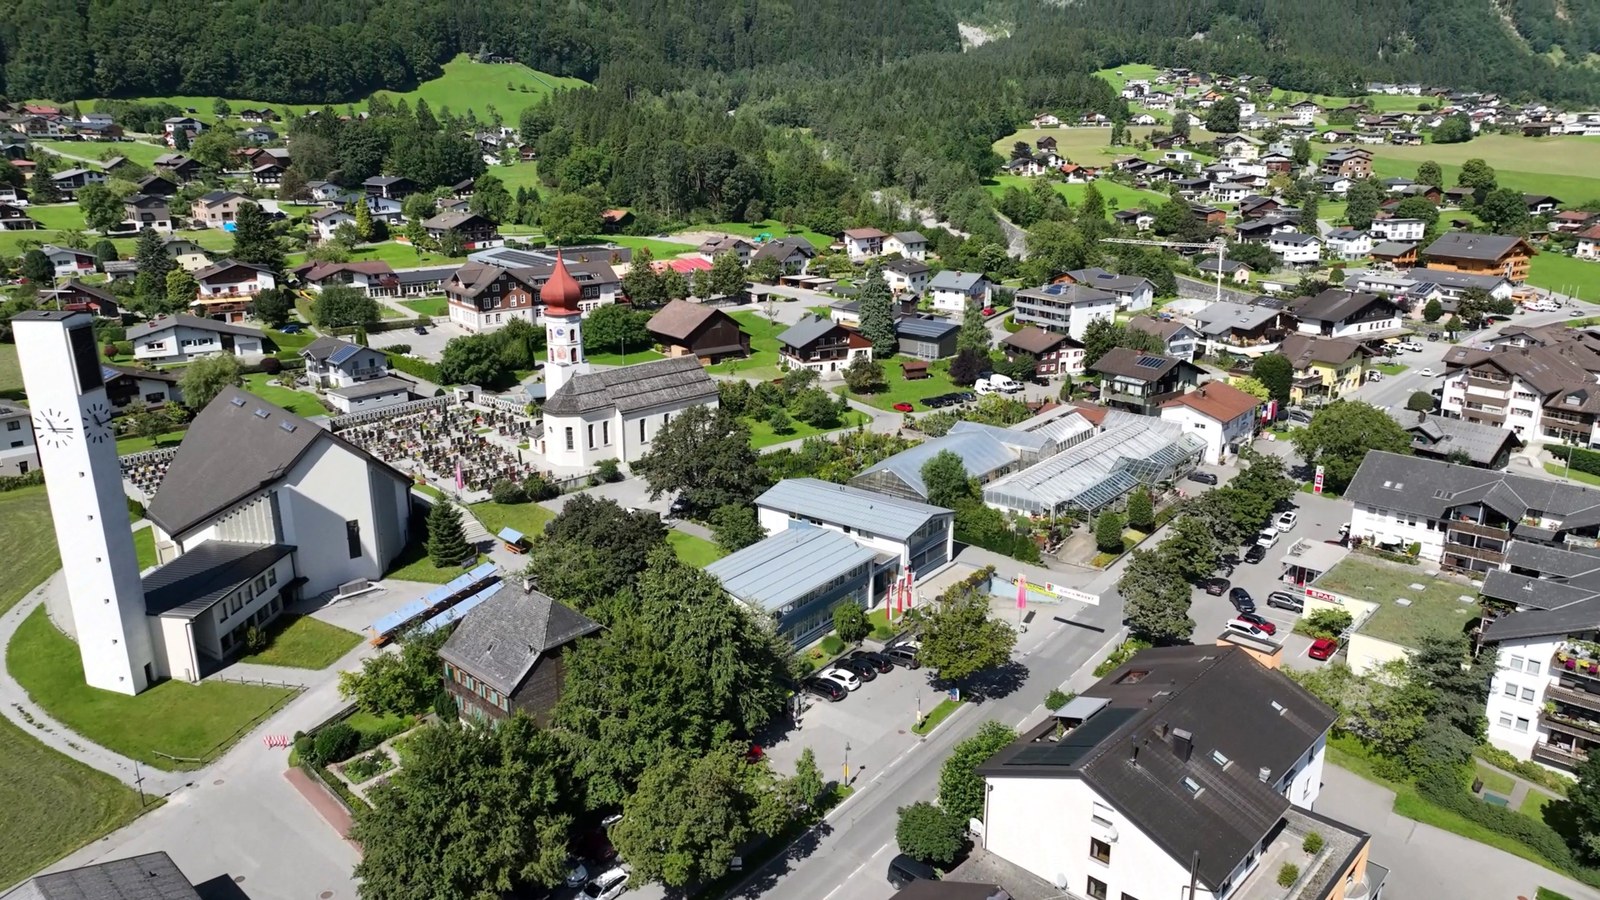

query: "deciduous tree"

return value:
[1477, 187, 1530, 235]
[911, 581, 1017, 681]
[164, 268, 198, 313]
[1289, 400, 1412, 493]
[177, 353, 240, 409]
[896, 802, 966, 866]
[1416, 160, 1443, 188]
[1252, 353, 1293, 406]
[843, 356, 887, 394]
[710, 249, 747, 300]
[938, 721, 1017, 823]
[833, 601, 870, 643]
[921, 450, 975, 510]
[77, 183, 125, 234]
[253, 288, 294, 328]
[634, 406, 767, 518]
[1117, 548, 1194, 643]
[710, 503, 765, 553]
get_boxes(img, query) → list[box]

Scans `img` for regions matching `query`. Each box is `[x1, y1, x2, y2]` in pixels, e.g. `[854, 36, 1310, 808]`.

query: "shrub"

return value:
[522, 473, 559, 501]
[244, 624, 268, 654]
[1094, 511, 1125, 554]
[820, 635, 845, 656]
[1414, 768, 1581, 872]
[1297, 608, 1353, 640]
[292, 733, 313, 763]
[1093, 639, 1152, 677]
[1277, 863, 1300, 888]
[1477, 746, 1573, 795]
[1406, 541, 1422, 558]
[1044, 688, 1074, 711]
[258, 357, 283, 375]
[490, 479, 528, 505]
[433, 690, 457, 720]
[313, 722, 360, 765]
[386, 343, 412, 355]
[1302, 831, 1324, 854]
[833, 602, 871, 644]
[593, 458, 622, 484]
[1551, 444, 1600, 480]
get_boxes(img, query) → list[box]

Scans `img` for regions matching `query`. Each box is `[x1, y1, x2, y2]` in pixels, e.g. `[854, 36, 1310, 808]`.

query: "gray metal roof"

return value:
[1344, 451, 1600, 529]
[1424, 232, 1526, 262]
[1386, 407, 1518, 465]
[705, 525, 877, 613]
[127, 314, 265, 341]
[894, 317, 958, 341]
[776, 315, 842, 350]
[929, 270, 985, 291]
[1484, 598, 1600, 642]
[983, 413, 1203, 513]
[4, 852, 200, 900]
[142, 541, 295, 618]
[852, 423, 1042, 500]
[1193, 301, 1279, 336]
[542, 355, 718, 416]
[437, 579, 600, 696]
[1066, 267, 1154, 294]
[755, 478, 948, 542]
[328, 376, 414, 401]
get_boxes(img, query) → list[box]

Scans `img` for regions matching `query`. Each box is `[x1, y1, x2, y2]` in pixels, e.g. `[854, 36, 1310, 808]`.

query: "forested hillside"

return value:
[0, 0, 961, 102]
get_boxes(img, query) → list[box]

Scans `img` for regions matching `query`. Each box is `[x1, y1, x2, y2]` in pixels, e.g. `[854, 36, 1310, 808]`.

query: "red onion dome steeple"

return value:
[541, 252, 583, 317]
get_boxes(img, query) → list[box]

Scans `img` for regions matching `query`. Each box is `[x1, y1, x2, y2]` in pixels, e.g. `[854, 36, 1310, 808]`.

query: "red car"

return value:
[1236, 612, 1276, 635]
[1308, 638, 1338, 661]
[893, 402, 915, 413]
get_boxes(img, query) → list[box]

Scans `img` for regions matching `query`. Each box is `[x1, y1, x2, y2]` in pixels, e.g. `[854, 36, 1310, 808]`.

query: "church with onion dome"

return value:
[537, 252, 720, 468]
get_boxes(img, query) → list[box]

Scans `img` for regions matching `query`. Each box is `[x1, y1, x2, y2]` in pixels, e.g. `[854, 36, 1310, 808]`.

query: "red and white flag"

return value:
[1016, 575, 1028, 610]
[904, 568, 915, 611]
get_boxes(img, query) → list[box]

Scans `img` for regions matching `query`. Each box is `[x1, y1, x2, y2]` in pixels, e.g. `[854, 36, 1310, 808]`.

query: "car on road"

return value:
[1308, 638, 1339, 661]
[893, 402, 915, 413]
[1399, 340, 1424, 352]
[1244, 544, 1266, 564]
[1225, 617, 1271, 638]
[888, 855, 938, 889]
[1204, 577, 1230, 596]
[1267, 591, 1304, 613]
[1186, 471, 1219, 485]
[1427, 331, 1442, 341]
[1236, 612, 1277, 635]
[882, 645, 921, 668]
[1229, 587, 1257, 614]
[1275, 511, 1299, 533]
[820, 668, 862, 691]
[849, 650, 894, 673]
[836, 657, 878, 682]
[1417, 367, 1436, 377]
[801, 677, 847, 701]
[582, 866, 629, 900]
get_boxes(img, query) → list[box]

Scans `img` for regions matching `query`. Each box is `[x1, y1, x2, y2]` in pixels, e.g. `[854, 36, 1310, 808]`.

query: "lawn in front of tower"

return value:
[1, 486, 58, 616]
[8, 607, 298, 770]
[237, 613, 361, 669]
[0, 342, 22, 400]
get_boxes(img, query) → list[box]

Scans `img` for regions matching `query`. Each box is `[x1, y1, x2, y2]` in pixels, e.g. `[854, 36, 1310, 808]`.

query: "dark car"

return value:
[883, 645, 921, 669]
[1204, 577, 1230, 596]
[888, 854, 937, 889]
[922, 395, 948, 409]
[1229, 587, 1257, 614]
[1237, 612, 1277, 635]
[1244, 544, 1267, 564]
[1267, 591, 1305, 613]
[279, 322, 305, 334]
[801, 677, 847, 701]
[957, 391, 976, 402]
[836, 656, 878, 682]
[1186, 471, 1219, 486]
[412, 325, 428, 335]
[849, 650, 894, 674]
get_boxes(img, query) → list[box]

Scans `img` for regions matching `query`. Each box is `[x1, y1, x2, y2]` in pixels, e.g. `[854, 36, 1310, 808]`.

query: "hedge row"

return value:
[0, 470, 45, 492]
[1415, 769, 1600, 887]
[387, 354, 447, 385]
[1550, 445, 1600, 480]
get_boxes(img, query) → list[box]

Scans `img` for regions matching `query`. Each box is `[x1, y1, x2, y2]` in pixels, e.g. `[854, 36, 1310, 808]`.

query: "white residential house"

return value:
[1216, 134, 1263, 161]
[1324, 228, 1373, 261]
[884, 231, 928, 261]
[1288, 289, 1402, 338]
[927, 270, 992, 315]
[40, 244, 98, 279]
[310, 208, 357, 241]
[775, 315, 873, 378]
[842, 228, 888, 262]
[1266, 232, 1323, 266]
[882, 258, 930, 295]
[1160, 381, 1261, 464]
[1014, 283, 1117, 341]
[299, 336, 390, 389]
[1371, 218, 1425, 243]
[1208, 181, 1252, 204]
[1063, 267, 1155, 312]
[194, 260, 277, 300]
[978, 645, 1375, 900]
[1030, 113, 1061, 128]
[1574, 224, 1600, 260]
[162, 116, 205, 147]
[0, 400, 39, 476]
[128, 315, 266, 364]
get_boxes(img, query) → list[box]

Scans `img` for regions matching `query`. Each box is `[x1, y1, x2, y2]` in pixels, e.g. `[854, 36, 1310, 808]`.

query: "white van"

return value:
[985, 374, 1023, 394]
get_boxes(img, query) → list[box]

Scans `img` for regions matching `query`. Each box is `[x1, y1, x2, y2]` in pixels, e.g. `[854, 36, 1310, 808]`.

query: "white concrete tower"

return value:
[13, 311, 157, 694]
[541, 252, 589, 397]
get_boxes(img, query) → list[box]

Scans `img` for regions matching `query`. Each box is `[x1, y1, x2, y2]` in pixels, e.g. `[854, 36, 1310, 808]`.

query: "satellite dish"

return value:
[1054, 874, 1068, 890]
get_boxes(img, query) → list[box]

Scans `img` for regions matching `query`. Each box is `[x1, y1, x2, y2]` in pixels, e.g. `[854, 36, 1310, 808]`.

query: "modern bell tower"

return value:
[13, 311, 156, 694]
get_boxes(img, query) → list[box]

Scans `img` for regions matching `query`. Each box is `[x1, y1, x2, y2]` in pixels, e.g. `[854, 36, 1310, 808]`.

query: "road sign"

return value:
[1313, 465, 1325, 495]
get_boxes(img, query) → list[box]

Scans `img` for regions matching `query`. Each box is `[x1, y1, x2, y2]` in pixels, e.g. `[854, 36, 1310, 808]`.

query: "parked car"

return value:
[888, 854, 938, 889]
[1225, 617, 1269, 638]
[801, 677, 847, 701]
[1236, 612, 1277, 635]
[1204, 577, 1230, 596]
[1244, 544, 1266, 564]
[1308, 637, 1339, 661]
[820, 667, 862, 691]
[566, 863, 589, 888]
[1266, 591, 1304, 613]
[1426, 331, 1441, 341]
[849, 650, 894, 673]
[1228, 587, 1257, 614]
[1186, 471, 1219, 485]
[279, 322, 304, 334]
[882, 645, 921, 669]
[893, 402, 915, 413]
[836, 657, 878, 682]
[582, 866, 629, 900]
[1275, 511, 1299, 533]
[412, 325, 428, 335]
[1399, 340, 1424, 352]
[1256, 528, 1280, 549]
[1286, 408, 1313, 425]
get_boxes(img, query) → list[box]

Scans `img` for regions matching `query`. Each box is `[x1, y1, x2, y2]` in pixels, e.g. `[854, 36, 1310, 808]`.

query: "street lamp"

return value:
[844, 741, 851, 785]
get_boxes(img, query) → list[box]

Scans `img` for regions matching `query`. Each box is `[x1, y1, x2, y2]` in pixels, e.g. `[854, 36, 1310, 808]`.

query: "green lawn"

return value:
[1545, 462, 1600, 487]
[1373, 362, 1408, 375]
[847, 357, 962, 411]
[468, 500, 554, 544]
[599, 235, 694, 260]
[115, 428, 186, 454]
[0, 486, 57, 616]
[266, 327, 315, 353]
[667, 530, 727, 568]
[1475, 763, 1516, 796]
[0, 343, 21, 400]
[1347, 135, 1600, 205]
[27, 204, 88, 231]
[1538, 887, 1576, 900]
[678, 220, 836, 254]
[287, 241, 467, 270]
[400, 297, 449, 317]
[1317, 556, 1478, 647]
[132, 525, 157, 570]
[1522, 790, 1556, 820]
[33, 139, 169, 168]
[707, 311, 790, 380]
[585, 348, 666, 367]
[984, 174, 1169, 216]
[384, 538, 485, 585]
[746, 409, 870, 448]
[1093, 63, 1163, 94]
[912, 698, 965, 735]
[237, 614, 361, 669]
[484, 162, 542, 192]
[8, 607, 297, 769]
[242, 373, 325, 418]
[1528, 253, 1600, 303]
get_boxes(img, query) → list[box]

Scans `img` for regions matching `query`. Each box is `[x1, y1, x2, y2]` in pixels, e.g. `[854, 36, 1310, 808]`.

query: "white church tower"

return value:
[542, 252, 589, 397]
[14, 311, 157, 694]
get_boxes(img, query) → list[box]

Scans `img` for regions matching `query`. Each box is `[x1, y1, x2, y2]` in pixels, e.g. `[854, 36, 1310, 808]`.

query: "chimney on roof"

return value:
[521, 575, 533, 593]
[1416, 409, 1427, 423]
[1172, 728, 1194, 762]
[1130, 741, 1141, 767]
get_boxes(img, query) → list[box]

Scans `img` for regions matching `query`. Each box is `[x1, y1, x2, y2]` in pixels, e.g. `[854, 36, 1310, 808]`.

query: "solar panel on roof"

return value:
[328, 344, 362, 365]
[1135, 356, 1166, 368]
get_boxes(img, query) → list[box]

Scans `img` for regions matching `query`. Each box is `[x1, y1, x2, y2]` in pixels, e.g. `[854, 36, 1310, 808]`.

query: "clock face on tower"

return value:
[85, 400, 112, 444]
[33, 408, 75, 448]
[554, 327, 566, 338]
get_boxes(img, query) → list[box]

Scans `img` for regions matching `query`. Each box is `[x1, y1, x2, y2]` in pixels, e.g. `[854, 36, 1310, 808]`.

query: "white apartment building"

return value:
[1266, 232, 1323, 266]
[1371, 218, 1425, 242]
[1014, 283, 1117, 341]
[1438, 340, 1600, 443]
[0, 400, 38, 476]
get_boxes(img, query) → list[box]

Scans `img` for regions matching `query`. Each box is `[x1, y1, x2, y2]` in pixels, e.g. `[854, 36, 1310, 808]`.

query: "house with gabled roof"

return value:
[646, 299, 750, 363]
[43, 279, 120, 319]
[842, 227, 888, 262]
[1061, 267, 1154, 312]
[0, 201, 38, 231]
[1423, 232, 1535, 283]
[1090, 348, 1204, 416]
[540, 355, 721, 467]
[129, 314, 266, 364]
[1125, 315, 1200, 361]
[776, 314, 872, 377]
[928, 270, 992, 315]
[1002, 326, 1085, 376]
[885, 230, 929, 261]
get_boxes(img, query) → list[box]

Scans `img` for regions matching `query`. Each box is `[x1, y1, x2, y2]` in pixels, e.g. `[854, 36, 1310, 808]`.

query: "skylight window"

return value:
[1212, 749, 1231, 767]
[1182, 777, 1202, 796]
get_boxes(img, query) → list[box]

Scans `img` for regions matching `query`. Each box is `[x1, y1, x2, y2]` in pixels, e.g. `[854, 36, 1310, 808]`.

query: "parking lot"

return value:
[366, 318, 469, 360]
[1187, 488, 1355, 672]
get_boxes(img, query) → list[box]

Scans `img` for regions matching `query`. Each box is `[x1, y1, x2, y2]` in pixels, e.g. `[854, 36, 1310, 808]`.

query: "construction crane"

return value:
[1100, 237, 1228, 304]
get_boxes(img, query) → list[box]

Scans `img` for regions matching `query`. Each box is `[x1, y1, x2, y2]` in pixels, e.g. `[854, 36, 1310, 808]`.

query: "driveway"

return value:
[1316, 765, 1598, 900]
[367, 320, 466, 361]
